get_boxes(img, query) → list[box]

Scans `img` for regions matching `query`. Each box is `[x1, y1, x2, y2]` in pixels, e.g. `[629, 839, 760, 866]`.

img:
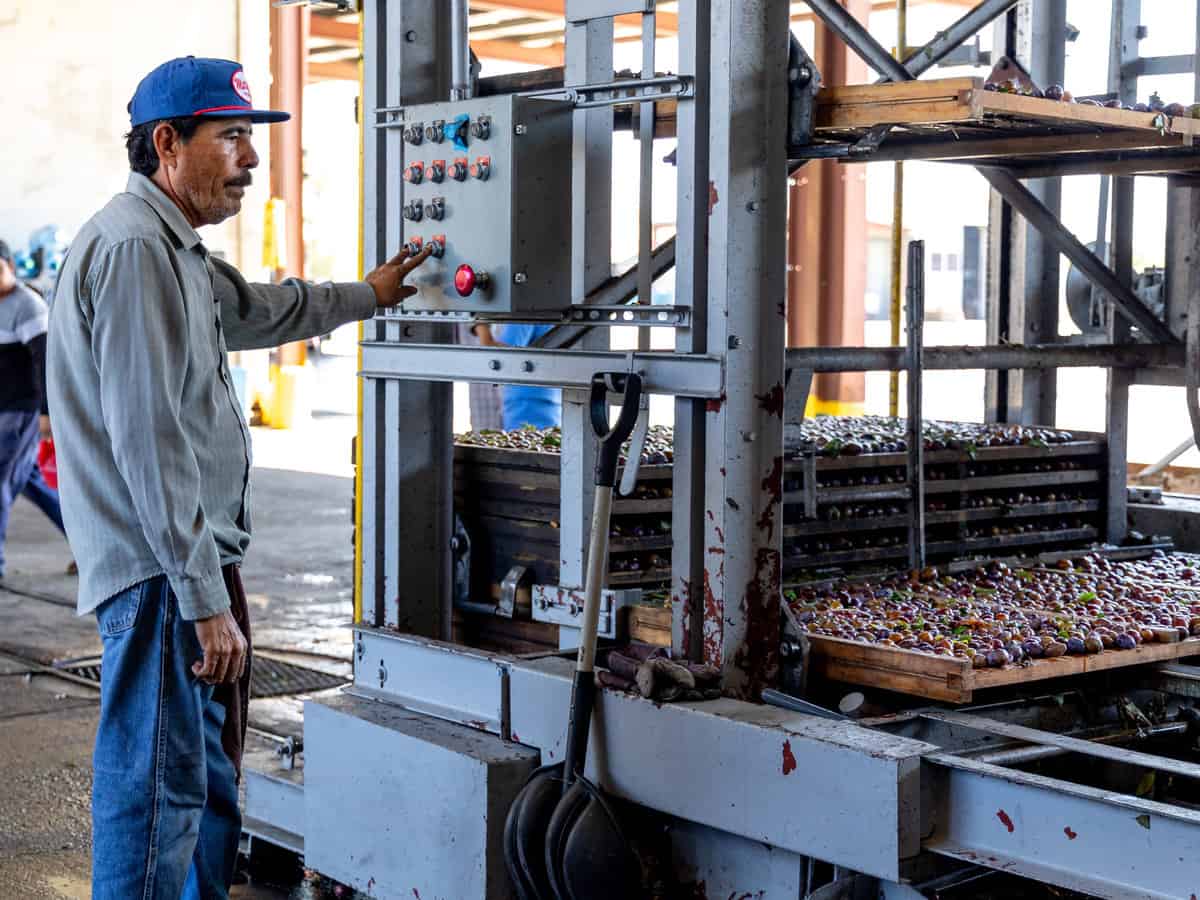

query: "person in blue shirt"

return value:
[477, 324, 562, 429]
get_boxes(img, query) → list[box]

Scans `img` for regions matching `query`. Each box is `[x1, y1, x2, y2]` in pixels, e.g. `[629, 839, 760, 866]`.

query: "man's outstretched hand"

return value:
[365, 244, 435, 308]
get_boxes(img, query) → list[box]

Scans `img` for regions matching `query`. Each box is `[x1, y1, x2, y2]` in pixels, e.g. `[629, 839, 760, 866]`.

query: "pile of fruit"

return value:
[795, 417, 1075, 458]
[457, 419, 1080, 462]
[986, 82, 1196, 118]
[786, 552, 1200, 669]
[456, 424, 674, 464]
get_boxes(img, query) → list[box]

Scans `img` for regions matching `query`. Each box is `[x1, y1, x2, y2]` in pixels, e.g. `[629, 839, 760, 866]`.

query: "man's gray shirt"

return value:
[48, 173, 377, 620]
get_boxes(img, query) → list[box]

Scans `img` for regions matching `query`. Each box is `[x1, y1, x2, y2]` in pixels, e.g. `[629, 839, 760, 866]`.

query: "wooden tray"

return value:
[812, 77, 1200, 176]
[806, 632, 1200, 704]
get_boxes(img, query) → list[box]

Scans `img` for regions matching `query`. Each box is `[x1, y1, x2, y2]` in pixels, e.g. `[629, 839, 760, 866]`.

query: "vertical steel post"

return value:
[637, 8, 656, 353]
[985, 0, 1064, 426]
[671, 0, 710, 660]
[360, 0, 454, 638]
[1104, 0, 1141, 542]
[702, 0, 789, 696]
[558, 13, 614, 647]
[906, 241, 926, 570]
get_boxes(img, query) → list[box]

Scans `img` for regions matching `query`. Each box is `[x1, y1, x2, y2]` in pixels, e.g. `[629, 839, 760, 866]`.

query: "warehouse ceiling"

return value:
[307, 0, 979, 81]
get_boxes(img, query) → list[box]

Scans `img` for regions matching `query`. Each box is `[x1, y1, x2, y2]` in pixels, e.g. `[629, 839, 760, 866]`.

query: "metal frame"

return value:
[318, 3, 1200, 899]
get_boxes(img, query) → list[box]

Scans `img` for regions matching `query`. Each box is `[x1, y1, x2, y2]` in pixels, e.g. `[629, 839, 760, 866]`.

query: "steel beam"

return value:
[360, 0, 454, 639]
[905, 241, 925, 569]
[803, 0, 912, 83]
[980, 167, 1176, 344]
[701, 0, 789, 697]
[531, 237, 676, 350]
[898, 0, 1020, 79]
[361, 343, 723, 396]
[671, 0, 710, 662]
[925, 753, 1200, 900]
[784, 342, 1183, 372]
[1125, 53, 1194, 78]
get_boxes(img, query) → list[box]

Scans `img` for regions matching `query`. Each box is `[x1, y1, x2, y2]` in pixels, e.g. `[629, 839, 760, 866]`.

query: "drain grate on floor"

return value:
[60, 655, 348, 699]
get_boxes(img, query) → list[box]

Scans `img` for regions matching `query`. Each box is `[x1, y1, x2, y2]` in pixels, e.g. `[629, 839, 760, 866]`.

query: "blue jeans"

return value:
[92, 575, 241, 900]
[0, 409, 64, 578]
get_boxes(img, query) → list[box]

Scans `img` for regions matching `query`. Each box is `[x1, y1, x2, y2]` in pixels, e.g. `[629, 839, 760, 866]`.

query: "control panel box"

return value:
[398, 95, 573, 315]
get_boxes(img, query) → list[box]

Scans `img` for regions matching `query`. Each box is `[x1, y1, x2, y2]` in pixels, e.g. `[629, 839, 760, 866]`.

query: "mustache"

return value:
[226, 174, 253, 188]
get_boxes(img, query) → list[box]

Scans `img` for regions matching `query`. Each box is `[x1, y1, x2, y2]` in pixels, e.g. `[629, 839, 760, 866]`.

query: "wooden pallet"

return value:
[812, 77, 1200, 175]
[805, 632, 1200, 704]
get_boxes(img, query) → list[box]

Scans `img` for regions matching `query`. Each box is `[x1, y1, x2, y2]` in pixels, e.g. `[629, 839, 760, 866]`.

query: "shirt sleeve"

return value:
[87, 238, 229, 620]
[28, 333, 48, 415]
[210, 256, 379, 352]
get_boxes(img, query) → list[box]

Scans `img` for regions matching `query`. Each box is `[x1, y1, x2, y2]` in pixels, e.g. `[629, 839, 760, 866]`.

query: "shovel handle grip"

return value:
[562, 669, 596, 789]
[589, 372, 643, 487]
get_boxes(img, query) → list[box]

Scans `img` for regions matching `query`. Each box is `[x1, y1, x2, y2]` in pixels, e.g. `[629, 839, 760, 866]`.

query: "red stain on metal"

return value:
[733, 547, 781, 695]
[511, 731, 520, 743]
[706, 392, 726, 412]
[708, 181, 719, 215]
[756, 383, 785, 418]
[720, 467, 727, 477]
[781, 739, 797, 775]
[702, 566, 723, 665]
[708, 546, 726, 556]
[715, 526, 725, 544]
[413, 891, 421, 899]
[677, 579, 693, 658]
[997, 809, 1015, 833]
[756, 456, 784, 542]
[707, 509, 715, 521]
[1064, 826, 1077, 840]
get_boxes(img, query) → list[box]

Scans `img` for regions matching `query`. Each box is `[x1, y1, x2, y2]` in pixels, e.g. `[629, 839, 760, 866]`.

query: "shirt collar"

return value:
[126, 173, 204, 252]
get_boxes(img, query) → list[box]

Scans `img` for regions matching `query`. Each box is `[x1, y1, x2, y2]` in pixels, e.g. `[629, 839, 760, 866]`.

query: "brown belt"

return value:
[218, 563, 252, 779]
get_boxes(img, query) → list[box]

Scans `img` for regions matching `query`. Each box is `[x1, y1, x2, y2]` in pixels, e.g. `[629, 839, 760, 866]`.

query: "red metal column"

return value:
[271, 5, 309, 367]
[787, 0, 869, 416]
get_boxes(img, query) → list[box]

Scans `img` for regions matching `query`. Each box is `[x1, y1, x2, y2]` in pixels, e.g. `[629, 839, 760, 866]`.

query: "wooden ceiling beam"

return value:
[308, 59, 361, 82]
[470, 0, 677, 34]
[472, 38, 564, 66]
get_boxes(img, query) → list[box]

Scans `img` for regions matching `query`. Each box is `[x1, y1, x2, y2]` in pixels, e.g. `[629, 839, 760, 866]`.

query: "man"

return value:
[46, 57, 432, 899]
[0, 239, 69, 580]
[476, 323, 562, 429]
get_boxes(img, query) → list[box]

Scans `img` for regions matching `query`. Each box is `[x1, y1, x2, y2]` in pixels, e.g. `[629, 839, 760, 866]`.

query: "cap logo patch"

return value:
[231, 70, 253, 104]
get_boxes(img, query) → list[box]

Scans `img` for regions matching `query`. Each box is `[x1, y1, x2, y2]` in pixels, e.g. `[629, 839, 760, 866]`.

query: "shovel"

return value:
[503, 371, 645, 900]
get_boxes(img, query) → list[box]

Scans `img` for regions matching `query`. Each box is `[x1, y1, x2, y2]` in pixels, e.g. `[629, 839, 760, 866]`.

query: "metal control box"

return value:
[398, 95, 573, 315]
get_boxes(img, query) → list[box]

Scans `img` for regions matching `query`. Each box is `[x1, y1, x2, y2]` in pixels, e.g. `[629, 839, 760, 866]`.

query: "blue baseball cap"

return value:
[128, 57, 290, 128]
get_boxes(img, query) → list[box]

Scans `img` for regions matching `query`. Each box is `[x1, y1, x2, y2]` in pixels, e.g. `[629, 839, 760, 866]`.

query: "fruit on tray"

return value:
[457, 419, 1081, 461]
[456, 424, 675, 464]
[785, 552, 1200, 669]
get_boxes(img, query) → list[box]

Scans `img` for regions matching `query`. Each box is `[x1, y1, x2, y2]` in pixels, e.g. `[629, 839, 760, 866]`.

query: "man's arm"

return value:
[212, 246, 434, 351]
[89, 238, 229, 622]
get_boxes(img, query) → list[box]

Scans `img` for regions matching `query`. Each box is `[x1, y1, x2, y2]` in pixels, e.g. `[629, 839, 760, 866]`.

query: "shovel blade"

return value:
[547, 778, 642, 900]
[503, 763, 564, 899]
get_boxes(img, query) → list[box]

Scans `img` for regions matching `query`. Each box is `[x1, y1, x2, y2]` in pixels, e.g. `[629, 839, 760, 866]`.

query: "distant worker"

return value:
[0, 239, 69, 582]
[476, 323, 562, 429]
[46, 56, 433, 900]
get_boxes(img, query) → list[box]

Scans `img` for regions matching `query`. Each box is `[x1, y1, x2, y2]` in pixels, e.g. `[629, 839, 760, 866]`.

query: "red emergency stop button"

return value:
[454, 264, 490, 297]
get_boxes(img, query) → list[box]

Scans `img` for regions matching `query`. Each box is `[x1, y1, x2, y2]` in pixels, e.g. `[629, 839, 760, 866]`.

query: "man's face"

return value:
[157, 117, 258, 227]
[0, 259, 15, 294]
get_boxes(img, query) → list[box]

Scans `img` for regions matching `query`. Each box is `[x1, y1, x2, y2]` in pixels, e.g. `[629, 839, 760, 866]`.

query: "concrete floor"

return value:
[0, 464, 361, 898]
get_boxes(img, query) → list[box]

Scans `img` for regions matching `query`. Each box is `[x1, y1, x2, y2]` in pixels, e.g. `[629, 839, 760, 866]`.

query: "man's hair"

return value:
[125, 117, 203, 177]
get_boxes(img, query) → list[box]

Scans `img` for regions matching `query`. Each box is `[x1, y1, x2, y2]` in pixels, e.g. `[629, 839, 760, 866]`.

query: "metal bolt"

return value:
[728, 335, 741, 349]
[403, 325, 415, 337]
[405, 29, 417, 42]
[514, 124, 527, 135]
[356, 637, 365, 661]
[742, 431, 756, 442]
[489, 359, 501, 371]
[747, 200, 761, 212]
[377, 660, 388, 688]
[514, 272, 528, 284]
[1136, 24, 1148, 39]
[522, 361, 535, 372]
